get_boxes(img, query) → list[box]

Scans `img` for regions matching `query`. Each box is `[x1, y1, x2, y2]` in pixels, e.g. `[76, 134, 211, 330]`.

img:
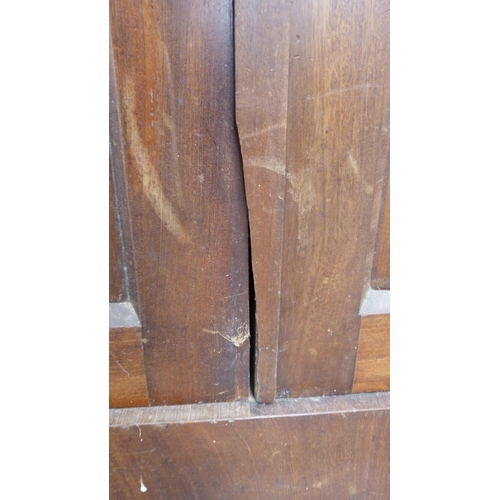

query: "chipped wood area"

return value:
[353, 314, 390, 393]
[110, 392, 390, 499]
[202, 323, 250, 347]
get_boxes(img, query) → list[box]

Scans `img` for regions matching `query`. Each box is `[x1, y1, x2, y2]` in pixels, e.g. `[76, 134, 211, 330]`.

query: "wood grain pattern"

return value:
[353, 314, 390, 393]
[110, 0, 249, 404]
[236, 0, 390, 402]
[110, 392, 390, 499]
[109, 160, 126, 303]
[276, 0, 390, 397]
[110, 326, 149, 408]
[372, 174, 390, 289]
[235, 0, 292, 403]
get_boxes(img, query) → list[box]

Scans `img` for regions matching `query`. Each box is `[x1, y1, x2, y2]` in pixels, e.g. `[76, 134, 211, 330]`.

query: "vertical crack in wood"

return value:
[234, 0, 291, 403]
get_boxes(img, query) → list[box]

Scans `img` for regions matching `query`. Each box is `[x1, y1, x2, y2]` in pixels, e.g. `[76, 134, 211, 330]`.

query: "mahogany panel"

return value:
[110, 0, 249, 404]
[110, 326, 149, 408]
[353, 314, 390, 393]
[110, 392, 390, 499]
[277, 0, 390, 397]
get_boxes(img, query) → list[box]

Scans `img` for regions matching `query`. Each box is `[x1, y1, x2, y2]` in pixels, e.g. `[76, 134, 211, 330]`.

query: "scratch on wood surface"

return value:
[220, 291, 249, 301]
[202, 323, 250, 347]
[111, 353, 130, 377]
[246, 157, 285, 176]
[240, 121, 286, 141]
[305, 83, 382, 101]
[233, 428, 262, 497]
[124, 78, 191, 244]
[313, 479, 328, 489]
[286, 171, 317, 252]
[123, 449, 157, 455]
[347, 152, 373, 195]
[162, 43, 185, 205]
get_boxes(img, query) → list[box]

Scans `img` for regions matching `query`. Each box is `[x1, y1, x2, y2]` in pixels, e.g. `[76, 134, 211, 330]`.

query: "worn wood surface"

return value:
[110, 392, 390, 499]
[372, 174, 390, 289]
[274, 0, 390, 398]
[110, 326, 149, 408]
[353, 314, 390, 393]
[110, 0, 249, 405]
[109, 159, 126, 303]
[236, 0, 390, 402]
[235, 0, 292, 403]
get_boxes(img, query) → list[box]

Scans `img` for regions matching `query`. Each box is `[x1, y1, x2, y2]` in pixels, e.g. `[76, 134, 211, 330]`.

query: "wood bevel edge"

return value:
[109, 391, 389, 427]
[109, 34, 141, 317]
[359, 289, 390, 316]
[109, 302, 141, 329]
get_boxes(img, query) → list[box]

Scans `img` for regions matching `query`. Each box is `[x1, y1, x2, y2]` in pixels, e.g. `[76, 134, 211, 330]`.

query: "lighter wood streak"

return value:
[124, 79, 191, 244]
[305, 83, 383, 101]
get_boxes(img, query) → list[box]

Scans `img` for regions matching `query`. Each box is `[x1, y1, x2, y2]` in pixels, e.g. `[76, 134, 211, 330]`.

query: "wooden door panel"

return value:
[277, 0, 390, 399]
[110, 0, 249, 405]
[237, 0, 390, 401]
[110, 392, 389, 499]
[109, 0, 390, 495]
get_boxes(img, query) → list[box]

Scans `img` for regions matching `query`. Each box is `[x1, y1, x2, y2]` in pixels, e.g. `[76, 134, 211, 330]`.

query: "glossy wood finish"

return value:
[110, 392, 389, 499]
[110, 326, 149, 408]
[372, 174, 390, 289]
[110, 0, 249, 405]
[235, 0, 292, 403]
[353, 314, 390, 393]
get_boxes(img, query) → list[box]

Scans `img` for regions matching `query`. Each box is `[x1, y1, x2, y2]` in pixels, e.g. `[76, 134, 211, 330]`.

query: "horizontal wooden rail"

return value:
[110, 392, 389, 499]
